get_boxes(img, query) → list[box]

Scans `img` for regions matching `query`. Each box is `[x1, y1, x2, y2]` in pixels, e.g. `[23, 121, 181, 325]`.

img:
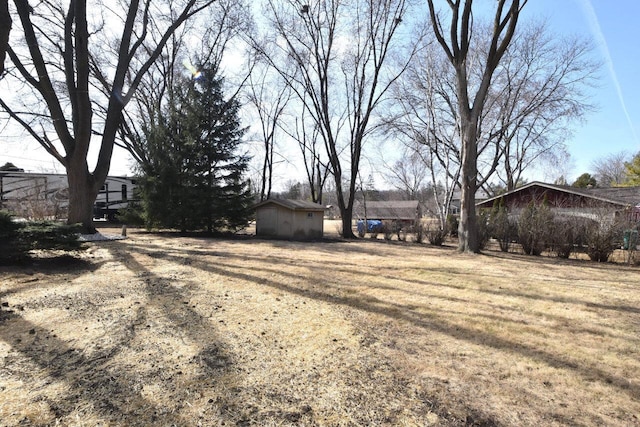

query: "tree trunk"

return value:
[341, 205, 355, 239]
[458, 123, 479, 253]
[66, 165, 98, 234]
[0, 0, 10, 75]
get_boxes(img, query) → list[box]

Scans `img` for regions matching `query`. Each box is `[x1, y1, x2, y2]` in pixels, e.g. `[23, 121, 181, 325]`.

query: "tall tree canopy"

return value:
[386, 17, 596, 227]
[255, 0, 415, 238]
[425, 0, 528, 252]
[0, 0, 217, 232]
[138, 67, 252, 233]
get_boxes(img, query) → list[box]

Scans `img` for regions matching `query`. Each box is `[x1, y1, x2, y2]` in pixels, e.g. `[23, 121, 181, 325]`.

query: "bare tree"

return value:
[383, 147, 429, 200]
[0, 0, 217, 232]
[478, 21, 597, 192]
[425, 0, 527, 252]
[591, 151, 630, 187]
[384, 41, 462, 230]
[245, 58, 292, 201]
[256, 0, 414, 238]
[278, 110, 332, 204]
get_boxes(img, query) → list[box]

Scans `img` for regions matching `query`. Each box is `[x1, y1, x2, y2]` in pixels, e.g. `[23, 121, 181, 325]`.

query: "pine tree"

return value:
[138, 66, 253, 233]
[623, 152, 640, 186]
[571, 173, 597, 188]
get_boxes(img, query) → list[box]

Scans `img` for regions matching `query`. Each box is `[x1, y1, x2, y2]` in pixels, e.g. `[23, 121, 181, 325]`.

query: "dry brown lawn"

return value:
[1, 228, 639, 426]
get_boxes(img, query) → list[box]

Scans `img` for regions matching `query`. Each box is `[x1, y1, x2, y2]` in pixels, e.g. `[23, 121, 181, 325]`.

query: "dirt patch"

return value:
[1, 230, 639, 426]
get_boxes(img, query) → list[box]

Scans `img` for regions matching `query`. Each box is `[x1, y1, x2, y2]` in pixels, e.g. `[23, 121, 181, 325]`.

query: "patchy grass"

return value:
[1, 230, 639, 426]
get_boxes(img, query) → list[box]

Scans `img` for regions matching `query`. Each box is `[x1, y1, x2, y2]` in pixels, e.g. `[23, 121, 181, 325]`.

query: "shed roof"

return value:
[254, 199, 327, 212]
[364, 200, 420, 220]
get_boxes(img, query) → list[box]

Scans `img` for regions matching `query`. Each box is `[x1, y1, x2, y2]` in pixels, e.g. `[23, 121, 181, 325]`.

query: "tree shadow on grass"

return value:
[0, 306, 196, 425]
[0, 246, 239, 425]
[119, 239, 640, 403]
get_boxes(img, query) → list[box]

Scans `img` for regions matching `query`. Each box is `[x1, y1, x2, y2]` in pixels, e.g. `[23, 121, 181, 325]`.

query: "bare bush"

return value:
[584, 220, 624, 262]
[477, 210, 491, 251]
[425, 221, 448, 246]
[414, 221, 425, 244]
[517, 201, 554, 256]
[382, 223, 394, 241]
[487, 203, 517, 252]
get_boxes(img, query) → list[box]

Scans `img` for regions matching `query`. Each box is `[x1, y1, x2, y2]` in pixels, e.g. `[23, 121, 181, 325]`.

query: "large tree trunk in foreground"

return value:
[341, 205, 355, 239]
[0, 0, 10, 75]
[458, 123, 479, 252]
[66, 165, 100, 232]
[2, 1, 217, 234]
[425, 0, 527, 253]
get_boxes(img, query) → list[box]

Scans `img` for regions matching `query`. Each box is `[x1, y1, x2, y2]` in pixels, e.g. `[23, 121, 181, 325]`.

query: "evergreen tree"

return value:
[623, 152, 640, 186]
[138, 66, 253, 233]
[572, 173, 597, 188]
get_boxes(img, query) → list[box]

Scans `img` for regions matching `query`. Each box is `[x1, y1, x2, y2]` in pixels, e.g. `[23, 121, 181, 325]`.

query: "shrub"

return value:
[0, 211, 28, 264]
[382, 222, 394, 241]
[0, 213, 83, 264]
[476, 210, 491, 251]
[425, 221, 448, 246]
[549, 218, 576, 258]
[116, 201, 145, 226]
[20, 221, 83, 251]
[414, 221, 425, 244]
[584, 220, 623, 262]
[548, 217, 591, 259]
[447, 215, 459, 237]
[487, 201, 517, 252]
[517, 201, 554, 256]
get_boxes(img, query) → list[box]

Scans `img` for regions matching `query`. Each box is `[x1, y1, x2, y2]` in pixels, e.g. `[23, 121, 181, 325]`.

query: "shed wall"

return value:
[256, 204, 323, 240]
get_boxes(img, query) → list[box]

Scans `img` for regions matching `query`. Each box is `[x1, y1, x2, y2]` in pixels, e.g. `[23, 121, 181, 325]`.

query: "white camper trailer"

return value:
[0, 171, 136, 221]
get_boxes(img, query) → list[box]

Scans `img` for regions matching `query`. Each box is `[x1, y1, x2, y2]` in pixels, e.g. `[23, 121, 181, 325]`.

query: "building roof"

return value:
[254, 199, 327, 212]
[363, 200, 420, 220]
[476, 181, 640, 209]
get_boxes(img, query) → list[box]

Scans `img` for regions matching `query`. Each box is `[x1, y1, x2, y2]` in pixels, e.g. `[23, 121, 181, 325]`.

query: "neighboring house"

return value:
[362, 200, 421, 226]
[254, 199, 326, 240]
[476, 181, 640, 224]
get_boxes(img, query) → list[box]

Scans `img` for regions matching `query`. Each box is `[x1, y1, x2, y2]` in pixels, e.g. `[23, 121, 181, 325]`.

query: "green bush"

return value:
[476, 210, 491, 251]
[548, 217, 593, 259]
[414, 221, 425, 244]
[549, 218, 576, 259]
[116, 200, 145, 226]
[0, 212, 83, 264]
[382, 222, 394, 241]
[20, 221, 83, 251]
[0, 211, 28, 263]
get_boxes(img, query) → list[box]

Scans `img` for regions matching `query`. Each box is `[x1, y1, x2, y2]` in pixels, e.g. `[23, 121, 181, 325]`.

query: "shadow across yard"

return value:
[3, 233, 640, 426]
[123, 238, 640, 402]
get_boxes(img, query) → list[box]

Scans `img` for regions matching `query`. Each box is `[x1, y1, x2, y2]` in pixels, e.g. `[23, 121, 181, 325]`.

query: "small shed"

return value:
[254, 199, 326, 240]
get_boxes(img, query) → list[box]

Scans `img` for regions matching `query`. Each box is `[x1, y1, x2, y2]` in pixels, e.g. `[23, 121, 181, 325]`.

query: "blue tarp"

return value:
[357, 219, 383, 234]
